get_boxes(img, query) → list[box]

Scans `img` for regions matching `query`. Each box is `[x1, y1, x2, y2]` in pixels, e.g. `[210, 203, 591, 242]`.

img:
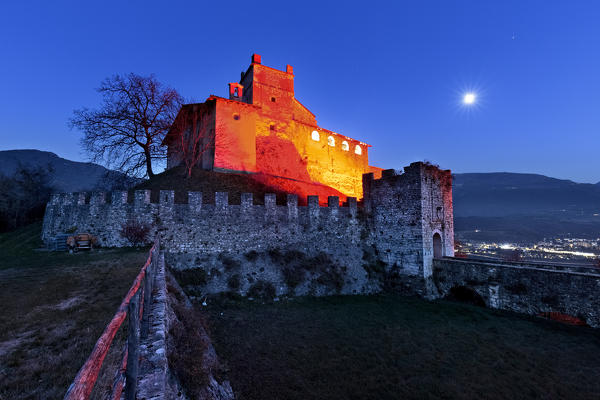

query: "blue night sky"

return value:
[1, 1, 599, 182]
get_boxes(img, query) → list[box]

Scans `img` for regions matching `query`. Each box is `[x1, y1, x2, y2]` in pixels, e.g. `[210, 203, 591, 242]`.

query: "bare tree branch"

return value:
[71, 73, 183, 178]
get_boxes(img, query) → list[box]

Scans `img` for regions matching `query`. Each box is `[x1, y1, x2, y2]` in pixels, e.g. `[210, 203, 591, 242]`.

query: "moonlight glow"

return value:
[463, 92, 476, 105]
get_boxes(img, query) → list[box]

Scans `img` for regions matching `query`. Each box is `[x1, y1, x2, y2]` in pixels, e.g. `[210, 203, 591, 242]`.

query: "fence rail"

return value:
[64, 238, 160, 400]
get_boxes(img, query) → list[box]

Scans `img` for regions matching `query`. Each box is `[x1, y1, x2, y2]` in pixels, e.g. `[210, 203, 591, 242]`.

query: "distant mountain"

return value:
[453, 172, 600, 242]
[0, 150, 136, 192]
[453, 173, 600, 217]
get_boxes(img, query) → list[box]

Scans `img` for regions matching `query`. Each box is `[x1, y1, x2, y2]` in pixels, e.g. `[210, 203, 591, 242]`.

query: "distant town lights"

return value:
[463, 92, 476, 105]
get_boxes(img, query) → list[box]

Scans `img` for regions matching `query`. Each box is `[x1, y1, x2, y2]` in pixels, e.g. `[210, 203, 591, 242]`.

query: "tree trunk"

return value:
[144, 146, 154, 178]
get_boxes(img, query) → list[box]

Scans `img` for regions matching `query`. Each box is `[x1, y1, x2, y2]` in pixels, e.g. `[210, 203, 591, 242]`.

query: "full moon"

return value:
[463, 92, 476, 105]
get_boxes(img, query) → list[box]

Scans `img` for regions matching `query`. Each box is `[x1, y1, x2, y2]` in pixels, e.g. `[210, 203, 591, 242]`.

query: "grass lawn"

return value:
[205, 295, 600, 400]
[0, 223, 148, 399]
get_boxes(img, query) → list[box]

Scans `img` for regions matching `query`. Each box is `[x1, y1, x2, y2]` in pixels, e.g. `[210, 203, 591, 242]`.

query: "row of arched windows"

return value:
[311, 130, 362, 155]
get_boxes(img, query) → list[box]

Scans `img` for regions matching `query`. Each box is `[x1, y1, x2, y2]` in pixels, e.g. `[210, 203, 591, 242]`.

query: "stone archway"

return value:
[433, 232, 442, 259]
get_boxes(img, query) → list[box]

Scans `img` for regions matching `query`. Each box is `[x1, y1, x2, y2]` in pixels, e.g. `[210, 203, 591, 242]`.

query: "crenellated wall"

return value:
[42, 162, 454, 297]
[42, 190, 361, 250]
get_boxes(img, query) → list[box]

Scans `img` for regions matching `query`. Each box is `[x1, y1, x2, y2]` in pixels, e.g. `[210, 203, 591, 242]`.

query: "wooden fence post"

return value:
[142, 262, 153, 338]
[125, 290, 141, 400]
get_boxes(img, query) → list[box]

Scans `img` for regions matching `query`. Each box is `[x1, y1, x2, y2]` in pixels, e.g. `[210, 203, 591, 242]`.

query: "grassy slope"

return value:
[0, 223, 148, 399]
[135, 167, 294, 205]
[206, 295, 600, 400]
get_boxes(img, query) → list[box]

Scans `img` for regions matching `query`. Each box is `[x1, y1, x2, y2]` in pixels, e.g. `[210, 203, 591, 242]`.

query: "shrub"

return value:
[119, 219, 151, 246]
[268, 248, 283, 263]
[283, 250, 305, 264]
[282, 266, 306, 289]
[247, 280, 276, 301]
[316, 268, 344, 292]
[218, 253, 241, 271]
[172, 268, 208, 286]
[362, 259, 387, 278]
[227, 274, 241, 290]
[244, 250, 259, 261]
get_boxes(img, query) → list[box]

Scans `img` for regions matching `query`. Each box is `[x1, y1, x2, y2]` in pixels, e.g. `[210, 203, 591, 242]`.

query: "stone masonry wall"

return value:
[42, 162, 453, 297]
[363, 163, 454, 285]
[433, 257, 600, 328]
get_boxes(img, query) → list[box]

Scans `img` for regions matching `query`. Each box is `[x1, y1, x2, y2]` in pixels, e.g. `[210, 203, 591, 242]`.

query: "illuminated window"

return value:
[355, 145, 362, 155]
[328, 136, 335, 147]
[233, 114, 240, 120]
[341, 141, 349, 151]
[311, 130, 320, 141]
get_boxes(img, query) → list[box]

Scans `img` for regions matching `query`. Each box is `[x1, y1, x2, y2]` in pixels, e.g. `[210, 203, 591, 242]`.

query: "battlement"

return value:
[362, 162, 452, 185]
[49, 191, 358, 212]
[42, 189, 362, 251]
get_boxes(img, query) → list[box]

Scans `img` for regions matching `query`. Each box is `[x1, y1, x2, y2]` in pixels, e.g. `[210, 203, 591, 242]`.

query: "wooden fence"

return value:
[64, 238, 161, 400]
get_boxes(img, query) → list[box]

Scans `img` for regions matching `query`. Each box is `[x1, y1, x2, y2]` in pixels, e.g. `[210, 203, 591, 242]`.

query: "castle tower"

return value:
[363, 162, 454, 292]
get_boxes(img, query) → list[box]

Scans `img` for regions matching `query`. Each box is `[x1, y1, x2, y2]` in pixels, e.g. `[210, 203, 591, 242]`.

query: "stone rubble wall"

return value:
[433, 257, 600, 328]
[136, 251, 235, 400]
[41, 162, 454, 297]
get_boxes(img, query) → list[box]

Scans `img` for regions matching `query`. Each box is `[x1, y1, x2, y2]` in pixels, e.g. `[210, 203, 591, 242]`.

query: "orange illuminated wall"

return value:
[164, 54, 380, 200]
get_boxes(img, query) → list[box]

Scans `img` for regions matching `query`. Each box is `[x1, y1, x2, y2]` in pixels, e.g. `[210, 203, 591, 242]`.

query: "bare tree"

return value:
[71, 73, 183, 178]
[169, 104, 214, 178]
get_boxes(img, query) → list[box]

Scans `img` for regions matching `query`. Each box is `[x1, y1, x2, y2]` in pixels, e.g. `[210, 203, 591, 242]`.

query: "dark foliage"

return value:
[119, 219, 151, 246]
[316, 267, 345, 291]
[362, 259, 387, 278]
[227, 274, 241, 290]
[218, 253, 241, 271]
[282, 266, 306, 290]
[171, 268, 208, 287]
[0, 165, 53, 232]
[247, 280, 276, 301]
[267, 248, 283, 263]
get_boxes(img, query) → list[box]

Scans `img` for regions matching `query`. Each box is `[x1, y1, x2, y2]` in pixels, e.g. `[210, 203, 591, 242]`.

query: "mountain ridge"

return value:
[0, 149, 135, 192]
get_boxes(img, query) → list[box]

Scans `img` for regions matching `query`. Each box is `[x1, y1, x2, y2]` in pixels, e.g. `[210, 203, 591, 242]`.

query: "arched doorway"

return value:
[433, 233, 442, 259]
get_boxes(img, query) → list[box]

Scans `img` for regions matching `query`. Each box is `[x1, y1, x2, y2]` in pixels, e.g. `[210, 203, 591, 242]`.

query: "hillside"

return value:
[452, 172, 600, 242]
[134, 167, 347, 206]
[452, 172, 600, 217]
[0, 150, 135, 192]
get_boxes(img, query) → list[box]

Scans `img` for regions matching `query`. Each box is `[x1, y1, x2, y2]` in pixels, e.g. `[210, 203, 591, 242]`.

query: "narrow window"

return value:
[234, 87, 239, 97]
[270, 124, 275, 131]
[341, 140, 349, 151]
[355, 145, 362, 155]
[233, 113, 240, 120]
[271, 97, 276, 102]
[328, 136, 335, 147]
[311, 130, 320, 141]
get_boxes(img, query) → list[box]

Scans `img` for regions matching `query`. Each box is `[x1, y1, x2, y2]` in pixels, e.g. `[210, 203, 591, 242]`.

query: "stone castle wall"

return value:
[433, 257, 600, 328]
[41, 162, 600, 327]
[42, 162, 453, 297]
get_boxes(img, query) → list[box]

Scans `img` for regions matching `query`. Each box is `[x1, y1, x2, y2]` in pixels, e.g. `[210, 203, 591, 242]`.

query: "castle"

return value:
[163, 54, 382, 201]
[41, 55, 600, 327]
